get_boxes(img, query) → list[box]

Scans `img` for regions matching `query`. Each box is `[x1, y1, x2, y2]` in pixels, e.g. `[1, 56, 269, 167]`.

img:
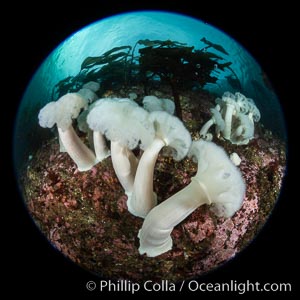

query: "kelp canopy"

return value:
[52, 38, 237, 120]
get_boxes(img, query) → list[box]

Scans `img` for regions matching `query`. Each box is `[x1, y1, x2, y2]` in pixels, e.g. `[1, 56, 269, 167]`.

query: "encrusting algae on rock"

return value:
[22, 86, 286, 282]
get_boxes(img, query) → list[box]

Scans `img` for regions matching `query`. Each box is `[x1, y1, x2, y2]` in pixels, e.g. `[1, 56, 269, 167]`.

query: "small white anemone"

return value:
[202, 91, 261, 145]
[38, 93, 97, 171]
[200, 107, 225, 141]
[82, 81, 100, 92]
[143, 95, 175, 115]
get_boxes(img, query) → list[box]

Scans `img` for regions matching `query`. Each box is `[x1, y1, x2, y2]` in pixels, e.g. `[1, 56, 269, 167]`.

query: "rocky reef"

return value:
[22, 87, 286, 282]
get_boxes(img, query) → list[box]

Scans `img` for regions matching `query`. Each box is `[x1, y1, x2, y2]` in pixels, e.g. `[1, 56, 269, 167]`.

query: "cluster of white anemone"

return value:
[38, 87, 246, 257]
[200, 91, 260, 145]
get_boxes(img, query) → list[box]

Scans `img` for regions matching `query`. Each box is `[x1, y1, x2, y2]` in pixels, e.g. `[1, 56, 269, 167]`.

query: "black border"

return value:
[5, 1, 297, 297]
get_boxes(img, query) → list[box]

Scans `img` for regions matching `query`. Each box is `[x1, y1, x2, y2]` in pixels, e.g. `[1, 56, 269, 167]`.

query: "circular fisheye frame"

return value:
[14, 11, 287, 282]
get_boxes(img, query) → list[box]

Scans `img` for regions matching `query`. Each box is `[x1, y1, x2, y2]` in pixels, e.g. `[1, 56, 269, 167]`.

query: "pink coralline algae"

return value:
[185, 191, 259, 275]
[183, 212, 215, 243]
[117, 195, 128, 213]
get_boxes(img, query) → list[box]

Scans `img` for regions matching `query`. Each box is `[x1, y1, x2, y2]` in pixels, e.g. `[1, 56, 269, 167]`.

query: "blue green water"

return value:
[14, 11, 286, 174]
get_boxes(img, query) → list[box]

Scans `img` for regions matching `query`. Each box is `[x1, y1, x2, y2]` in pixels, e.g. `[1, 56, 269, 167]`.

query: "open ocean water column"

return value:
[14, 11, 287, 281]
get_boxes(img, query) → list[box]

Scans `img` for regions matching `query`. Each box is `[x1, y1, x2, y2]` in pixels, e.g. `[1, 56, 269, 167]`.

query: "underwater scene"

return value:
[14, 11, 286, 282]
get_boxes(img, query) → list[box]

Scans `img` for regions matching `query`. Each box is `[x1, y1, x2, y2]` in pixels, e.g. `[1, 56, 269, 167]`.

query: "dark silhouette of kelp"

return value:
[52, 38, 234, 120]
[200, 37, 229, 55]
[138, 39, 233, 119]
[52, 46, 137, 99]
